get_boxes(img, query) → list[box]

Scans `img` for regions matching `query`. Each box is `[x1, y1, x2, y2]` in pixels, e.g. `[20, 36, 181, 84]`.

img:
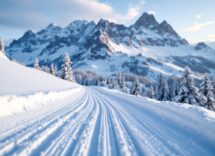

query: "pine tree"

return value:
[200, 76, 215, 110]
[108, 78, 114, 89]
[34, 58, 41, 70]
[106, 77, 111, 86]
[157, 75, 170, 101]
[98, 76, 107, 86]
[50, 63, 56, 76]
[110, 78, 118, 89]
[163, 80, 170, 101]
[118, 73, 123, 89]
[61, 53, 74, 82]
[156, 74, 163, 99]
[131, 76, 141, 95]
[169, 78, 179, 100]
[116, 73, 127, 93]
[174, 67, 201, 105]
[43, 66, 50, 73]
[148, 86, 155, 99]
[0, 38, 5, 55]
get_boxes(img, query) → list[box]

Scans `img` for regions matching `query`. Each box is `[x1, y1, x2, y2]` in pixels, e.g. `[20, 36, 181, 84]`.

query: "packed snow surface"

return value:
[0, 53, 80, 116]
[0, 54, 77, 95]
[0, 87, 215, 156]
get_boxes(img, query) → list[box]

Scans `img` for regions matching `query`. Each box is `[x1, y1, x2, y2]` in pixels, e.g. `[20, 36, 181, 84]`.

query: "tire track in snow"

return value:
[95, 88, 215, 156]
[0, 89, 87, 155]
[89, 91, 120, 156]
[0, 87, 215, 156]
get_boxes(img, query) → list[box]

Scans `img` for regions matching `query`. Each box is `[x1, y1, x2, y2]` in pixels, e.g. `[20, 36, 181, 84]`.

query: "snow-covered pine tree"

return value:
[148, 86, 155, 99]
[200, 76, 215, 110]
[34, 58, 41, 70]
[212, 77, 215, 99]
[157, 74, 170, 101]
[98, 76, 107, 86]
[43, 66, 50, 73]
[174, 67, 201, 105]
[106, 77, 111, 86]
[111, 78, 118, 89]
[61, 53, 75, 82]
[117, 73, 123, 88]
[156, 74, 163, 99]
[108, 78, 114, 89]
[50, 63, 56, 76]
[0, 38, 5, 55]
[169, 78, 180, 101]
[121, 76, 129, 93]
[131, 76, 141, 95]
[163, 80, 170, 101]
[117, 73, 127, 93]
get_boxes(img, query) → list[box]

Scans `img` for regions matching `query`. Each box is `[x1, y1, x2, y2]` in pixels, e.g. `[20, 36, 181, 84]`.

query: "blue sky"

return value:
[0, 0, 215, 43]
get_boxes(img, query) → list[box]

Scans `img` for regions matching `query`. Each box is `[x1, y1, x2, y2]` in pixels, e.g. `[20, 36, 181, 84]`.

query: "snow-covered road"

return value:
[0, 87, 215, 156]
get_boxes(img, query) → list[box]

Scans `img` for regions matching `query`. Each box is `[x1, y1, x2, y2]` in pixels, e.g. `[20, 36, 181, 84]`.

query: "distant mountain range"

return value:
[206, 41, 215, 49]
[5, 12, 215, 81]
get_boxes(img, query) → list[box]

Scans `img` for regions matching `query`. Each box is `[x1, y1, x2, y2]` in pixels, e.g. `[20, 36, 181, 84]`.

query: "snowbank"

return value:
[0, 52, 82, 117]
[100, 87, 215, 122]
[0, 55, 77, 95]
[0, 87, 83, 117]
[0, 51, 8, 60]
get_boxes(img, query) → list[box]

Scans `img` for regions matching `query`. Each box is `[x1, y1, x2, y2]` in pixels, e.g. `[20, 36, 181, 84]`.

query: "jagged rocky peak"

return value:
[195, 42, 211, 51]
[67, 20, 89, 29]
[97, 19, 114, 29]
[47, 23, 55, 28]
[46, 23, 61, 29]
[158, 20, 179, 37]
[37, 23, 62, 35]
[134, 12, 159, 29]
[23, 30, 35, 38]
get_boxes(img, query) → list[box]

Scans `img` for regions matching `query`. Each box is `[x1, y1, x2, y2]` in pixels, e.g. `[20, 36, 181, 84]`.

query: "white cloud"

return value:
[112, 6, 141, 24]
[0, 0, 144, 30]
[184, 21, 215, 32]
[208, 34, 215, 41]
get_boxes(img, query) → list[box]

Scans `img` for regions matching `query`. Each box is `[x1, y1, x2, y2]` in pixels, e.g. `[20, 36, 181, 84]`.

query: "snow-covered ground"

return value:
[1, 51, 215, 155]
[0, 52, 77, 95]
[0, 51, 81, 116]
[0, 87, 215, 156]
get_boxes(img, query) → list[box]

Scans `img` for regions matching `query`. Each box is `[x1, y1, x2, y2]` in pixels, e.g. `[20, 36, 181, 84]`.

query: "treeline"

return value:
[34, 54, 215, 111]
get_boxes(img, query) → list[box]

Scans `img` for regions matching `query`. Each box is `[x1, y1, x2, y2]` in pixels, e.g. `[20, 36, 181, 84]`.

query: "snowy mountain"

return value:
[206, 41, 215, 49]
[1, 46, 215, 156]
[6, 12, 215, 80]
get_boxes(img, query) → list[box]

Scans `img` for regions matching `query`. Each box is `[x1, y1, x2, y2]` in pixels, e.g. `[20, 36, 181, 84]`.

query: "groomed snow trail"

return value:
[0, 87, 215, 156]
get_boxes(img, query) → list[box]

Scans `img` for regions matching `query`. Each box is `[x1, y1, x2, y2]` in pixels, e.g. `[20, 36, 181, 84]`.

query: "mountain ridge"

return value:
[5, 12, 215, 80]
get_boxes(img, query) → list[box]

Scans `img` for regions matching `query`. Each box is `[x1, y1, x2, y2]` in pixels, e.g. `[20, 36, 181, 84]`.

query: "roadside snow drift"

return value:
[0, 54, 77, 95]
[0, 52, 81, 116]
[0, 88, 83, 117]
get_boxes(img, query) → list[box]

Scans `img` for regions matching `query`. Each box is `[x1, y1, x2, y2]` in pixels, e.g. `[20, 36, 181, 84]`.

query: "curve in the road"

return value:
[0, 87, 215, 156]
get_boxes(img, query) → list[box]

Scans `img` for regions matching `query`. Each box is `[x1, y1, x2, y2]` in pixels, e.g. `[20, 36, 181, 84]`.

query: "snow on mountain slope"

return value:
[0, 87, 215, 155]
[206, 41, 215, 49]
[5, 12, 215, 78]
[0, 53, 82, 116]
[0, 53, 77, 95]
